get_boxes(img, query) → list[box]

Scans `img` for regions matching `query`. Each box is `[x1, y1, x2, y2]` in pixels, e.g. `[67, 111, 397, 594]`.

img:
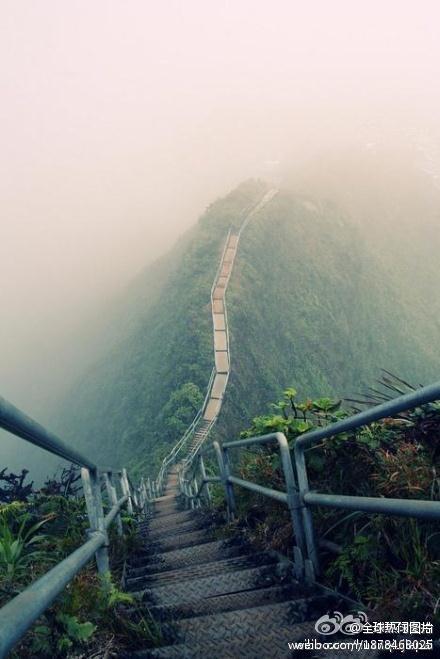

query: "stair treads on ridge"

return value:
[214, 350, 229, 373]
[213, 330, 227, 351]
[212, 299, 224, 313]
[227, 234, 239, 248]
[223, 247, 236, 263]
[212, 313, 225, 330]
[203, 397, 222, 421]
[220, 263, 231, 277]
[211, 373, 227, 398]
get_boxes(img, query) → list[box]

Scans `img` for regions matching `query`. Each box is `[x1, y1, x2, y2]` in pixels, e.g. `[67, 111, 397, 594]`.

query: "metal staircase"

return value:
[1, 185, 440, 656]
[123, 471, 353, 659]
[154, 188, 278, 495]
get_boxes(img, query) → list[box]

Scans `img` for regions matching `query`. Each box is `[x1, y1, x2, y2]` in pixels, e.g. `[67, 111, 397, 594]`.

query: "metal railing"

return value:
[178, 382, 440, 583]
[0, 395, 144, 656]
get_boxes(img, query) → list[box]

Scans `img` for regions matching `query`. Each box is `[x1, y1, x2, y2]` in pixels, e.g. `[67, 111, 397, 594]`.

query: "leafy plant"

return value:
[0, 514, 48, 583]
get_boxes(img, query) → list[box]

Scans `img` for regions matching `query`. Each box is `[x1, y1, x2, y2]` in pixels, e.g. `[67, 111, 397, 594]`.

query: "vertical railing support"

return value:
[294, 445, 319, 581]
[81, 468, 109, 574]
[140, 478, 148, 514]
[103, 472, 123, 536]
[192, 476, 199, 508]
[188, 482, 195, 509]
[214, 441, 235, 520]
[199, 455, 211, 505]
[121, 469, 133, 515]
[275, 432, 307, 580]
[184, 481, 191, 509]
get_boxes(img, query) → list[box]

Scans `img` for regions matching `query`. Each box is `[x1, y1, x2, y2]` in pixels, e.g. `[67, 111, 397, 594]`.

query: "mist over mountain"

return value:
[53, 161, 440, 477]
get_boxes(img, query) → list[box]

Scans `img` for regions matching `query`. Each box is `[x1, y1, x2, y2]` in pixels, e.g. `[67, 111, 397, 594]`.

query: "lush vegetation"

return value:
[218, 373, 440, 623]
[55, 181, 440, 479]
[0, 469, 159, 657]
[55, 180, 268, 477]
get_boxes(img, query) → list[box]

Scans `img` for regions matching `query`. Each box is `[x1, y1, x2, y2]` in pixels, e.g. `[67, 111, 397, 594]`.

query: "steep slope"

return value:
[218, 191, 439, 441]
[56, 181, 269, 474]
[56, 179, 440, 475]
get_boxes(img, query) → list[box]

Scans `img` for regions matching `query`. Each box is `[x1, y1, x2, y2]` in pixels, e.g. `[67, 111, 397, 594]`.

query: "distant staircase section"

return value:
[156, 188, 278, 491]
[185, 188, 278, 462]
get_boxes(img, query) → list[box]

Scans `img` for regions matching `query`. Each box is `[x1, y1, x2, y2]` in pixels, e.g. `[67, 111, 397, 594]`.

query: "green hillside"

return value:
[56, 179, 440, 475]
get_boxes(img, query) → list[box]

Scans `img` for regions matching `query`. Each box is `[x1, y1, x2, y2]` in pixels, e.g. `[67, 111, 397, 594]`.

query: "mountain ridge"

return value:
[55, 178, 440, 476]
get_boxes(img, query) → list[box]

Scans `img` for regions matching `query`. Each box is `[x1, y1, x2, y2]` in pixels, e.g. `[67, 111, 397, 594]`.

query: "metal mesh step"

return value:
[136, 563, 286, 605]
[143, 584, 298, 622]
[126, 540, 249, 577]
[126, 553, 276, 590]
[143, 529, 217, 554]
[162, 598, 336, 644]
[144, 519, 205, 541]
[133, 621, 318, 658]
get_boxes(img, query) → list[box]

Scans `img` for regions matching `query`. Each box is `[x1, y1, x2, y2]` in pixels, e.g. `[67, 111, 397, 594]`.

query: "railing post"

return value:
[199, 455, 212, 505]
[188, 482, 195, 510]
[121, 469, 133, 515]
[138, 478, 144, 510]
[140, 478, 148, 513]
[294, 445, 319, 581]
[184, 480, 191, 509]
[275, 433, 307, 580]
[223, 446, 236, 519]
[192, 476, 200, 508]
[214, 441, 235, 520]
[103, 472, 123, 536]
[81, 468, 109, 574]
[132, 485, 139, 509]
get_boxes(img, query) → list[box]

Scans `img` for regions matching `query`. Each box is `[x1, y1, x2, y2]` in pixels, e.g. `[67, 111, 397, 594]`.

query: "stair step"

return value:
[136, 563, 287, 606]
[126, 540, 248, 576]
[153, 507, 185, 519]
[152, 508, 181, 517]
[147, 511, 196, 531]
[143, 529, 216, 554]
[133, 621, 319, 658]
[162, 598, 335, 644]
[144, 584, 298, 622]
[126, 552, 276, 590]
[143, 519, 205, 540]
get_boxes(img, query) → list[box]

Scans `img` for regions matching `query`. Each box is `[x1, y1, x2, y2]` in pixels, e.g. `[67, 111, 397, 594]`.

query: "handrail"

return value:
[207, 382, 440, 583]
[104, 494, 129, 527]
[0, 395, 98, 470]
[0, 395, 138, 655]
[293, 379, 440, 578]
[0, 531, 106, 657]
[295, 381, 440, 451]
[155, 367, 216, 494]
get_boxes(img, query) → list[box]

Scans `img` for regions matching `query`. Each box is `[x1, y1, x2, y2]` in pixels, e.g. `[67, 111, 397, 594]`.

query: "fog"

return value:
[1, 1, 440, 475]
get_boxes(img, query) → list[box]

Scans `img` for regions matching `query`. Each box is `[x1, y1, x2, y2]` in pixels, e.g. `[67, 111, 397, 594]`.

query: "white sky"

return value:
[1, 0, 439, 413]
